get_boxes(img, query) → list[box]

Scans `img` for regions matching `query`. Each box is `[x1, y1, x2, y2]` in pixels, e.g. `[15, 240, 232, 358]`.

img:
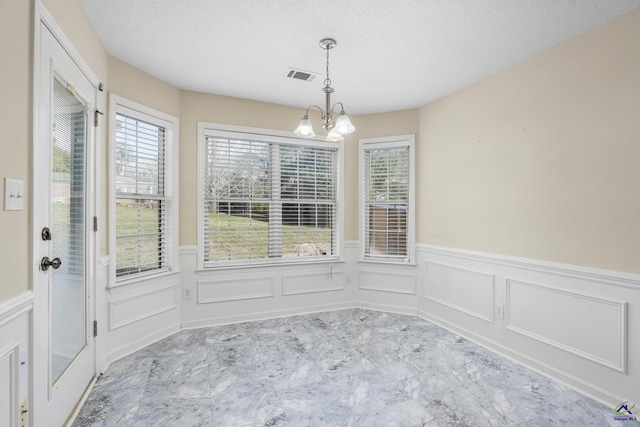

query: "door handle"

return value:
[41, 257, 62, 271]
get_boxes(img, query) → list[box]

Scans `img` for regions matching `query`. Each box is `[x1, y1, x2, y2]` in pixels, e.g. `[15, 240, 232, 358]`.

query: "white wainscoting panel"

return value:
[105, 272, 180, 363]
[180, 245, 358, 328]
[109, 284, 178, 330]
[359, 268, 416, 295]
[418, 244, 640, 406]
[0, 344, 18, 427]
[425, 261, 495, 323]
[282, 270, 345, 295]
[0, 291, 32, 427]
[198, 276, 274, 303]
[506, 279, 627, 372]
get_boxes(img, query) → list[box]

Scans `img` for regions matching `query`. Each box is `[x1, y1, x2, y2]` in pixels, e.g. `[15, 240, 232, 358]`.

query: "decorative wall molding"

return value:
[344, 241, 359, 249]
[107, 271, 180, 294]
[109, 284, 178, 330]
[424, 261, 495, 323]
[417, 244, 639, 406]
[505, 278, 627, 373]
[358, 269, 416, 295]
[197, 276, 274, 303]
[0, 292, 29, 427]
[179, 245, 199, 256]
[417, 244, 640, 290]
[0, 291, 34, 328]
[282, 271, 345, 295]
[0, 343, 18, 427]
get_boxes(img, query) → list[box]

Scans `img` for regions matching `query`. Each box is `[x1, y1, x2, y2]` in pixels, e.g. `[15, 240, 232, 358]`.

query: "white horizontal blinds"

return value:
[50, 77, 87, 383]
[51, 77, 86, 279]
[204, 137, 271, 261]
[114, 113, 166, 277]
[204, 135, 338, 263]
[279, 144, 337, 257]
[364, 146, 409, 258]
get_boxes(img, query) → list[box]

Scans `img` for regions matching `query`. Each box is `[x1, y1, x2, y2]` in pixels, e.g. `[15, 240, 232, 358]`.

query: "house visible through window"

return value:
[360, 135, 415, 263]
[200, 125, 340, 266]
[110, 95, 178, 283]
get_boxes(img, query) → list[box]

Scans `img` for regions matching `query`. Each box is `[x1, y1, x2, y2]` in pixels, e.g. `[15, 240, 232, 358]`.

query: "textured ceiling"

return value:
[79, 0, 640, 115]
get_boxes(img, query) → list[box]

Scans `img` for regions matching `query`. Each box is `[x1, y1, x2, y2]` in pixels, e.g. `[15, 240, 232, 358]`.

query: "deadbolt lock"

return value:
[41, 227, 52, 241]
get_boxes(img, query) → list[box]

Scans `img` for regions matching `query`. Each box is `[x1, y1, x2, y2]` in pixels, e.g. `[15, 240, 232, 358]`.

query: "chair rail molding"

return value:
[0, 291, 34, 328]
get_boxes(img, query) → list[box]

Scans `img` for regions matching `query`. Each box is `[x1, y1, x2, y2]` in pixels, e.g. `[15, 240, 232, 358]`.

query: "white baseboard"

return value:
[181, 302, 354, 329]
[354, 301, 418, 316]
[106, 323, 180, 365]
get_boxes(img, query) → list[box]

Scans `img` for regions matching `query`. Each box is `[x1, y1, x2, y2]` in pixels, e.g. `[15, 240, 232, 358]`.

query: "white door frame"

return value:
[32, 2, 100, 425]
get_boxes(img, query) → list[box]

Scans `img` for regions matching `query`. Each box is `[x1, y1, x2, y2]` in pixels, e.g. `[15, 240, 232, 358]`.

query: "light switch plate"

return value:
[4, 177, 24, 211]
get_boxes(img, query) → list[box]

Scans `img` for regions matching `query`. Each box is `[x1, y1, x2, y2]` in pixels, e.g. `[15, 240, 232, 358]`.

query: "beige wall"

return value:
[349, 110, 420, 241]
[0, 0, 33, 301]
[418, 8, 640, 274]
[108, 57, 181, 118]
[2, 1, 637, 303]
[41, 0, 107, 78]
[0, 0, 106, 302]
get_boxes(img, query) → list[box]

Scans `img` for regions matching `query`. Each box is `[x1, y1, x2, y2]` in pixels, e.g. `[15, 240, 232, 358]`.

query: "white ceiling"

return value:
[79, 0, 640, 115]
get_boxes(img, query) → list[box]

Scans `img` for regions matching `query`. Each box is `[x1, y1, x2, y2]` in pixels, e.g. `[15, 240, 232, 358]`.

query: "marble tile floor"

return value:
[72, 309, 636, 427]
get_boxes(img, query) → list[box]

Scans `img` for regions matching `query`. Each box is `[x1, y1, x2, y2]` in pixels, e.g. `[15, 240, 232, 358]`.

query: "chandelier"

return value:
[294, 38, 355, 141]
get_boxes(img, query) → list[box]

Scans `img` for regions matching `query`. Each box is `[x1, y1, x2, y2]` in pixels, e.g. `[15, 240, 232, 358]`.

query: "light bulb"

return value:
[326, 130, 344, 141]
[334, 111, 355, 134]
[294, 115, 315, 137]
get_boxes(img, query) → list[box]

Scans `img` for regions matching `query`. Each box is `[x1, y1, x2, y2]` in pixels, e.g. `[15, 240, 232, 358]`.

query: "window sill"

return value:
[358, 259, 416, 267]
[198, 258, 344, 273]
[109, 269, 181, 292]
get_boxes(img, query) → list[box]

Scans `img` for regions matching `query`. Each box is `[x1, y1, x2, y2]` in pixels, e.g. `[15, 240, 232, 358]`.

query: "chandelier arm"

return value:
[330, 102, 346, 115]
[305, 105, 324, 118]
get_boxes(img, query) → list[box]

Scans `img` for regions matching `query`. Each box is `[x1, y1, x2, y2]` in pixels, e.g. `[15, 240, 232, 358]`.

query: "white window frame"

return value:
[197, 122, 344, 269]
[108, 94, 179, 287]
[359, 134, 416, 264]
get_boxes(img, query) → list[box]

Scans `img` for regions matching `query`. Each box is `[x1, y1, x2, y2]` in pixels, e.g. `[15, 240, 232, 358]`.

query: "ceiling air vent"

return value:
[285, 68, 319, 82]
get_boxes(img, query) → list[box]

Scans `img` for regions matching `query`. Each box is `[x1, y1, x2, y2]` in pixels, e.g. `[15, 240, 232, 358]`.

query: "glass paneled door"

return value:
[50, 76, 87, 384]
[34, 17, 97, 426]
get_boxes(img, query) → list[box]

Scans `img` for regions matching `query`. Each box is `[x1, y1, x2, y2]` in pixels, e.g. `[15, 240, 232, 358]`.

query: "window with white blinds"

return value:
[201, 127, 339, 266]
[114, 113, 166, 277]
[360, 136, 415, 262]
[110, 96, 178, 284]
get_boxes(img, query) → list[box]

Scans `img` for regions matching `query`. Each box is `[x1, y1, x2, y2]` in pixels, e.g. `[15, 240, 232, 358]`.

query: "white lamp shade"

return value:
[294, 115, 315, 137]
[325, 129, 344, 141]
[334, 111, 355, 134]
